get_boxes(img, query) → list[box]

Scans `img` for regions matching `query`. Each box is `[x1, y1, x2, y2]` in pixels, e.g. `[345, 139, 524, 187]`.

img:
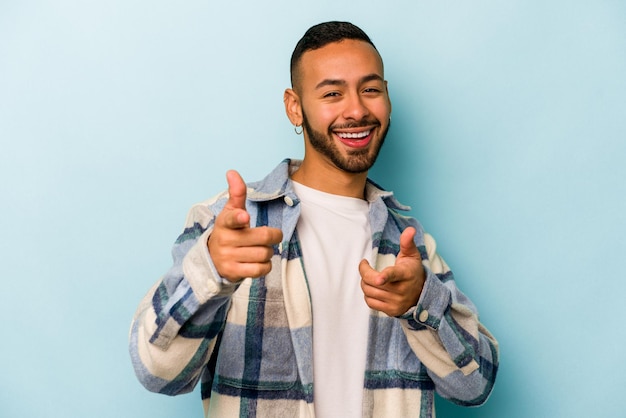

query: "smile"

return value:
[334, 128, 374, 149]
[336, 130, 371, 139]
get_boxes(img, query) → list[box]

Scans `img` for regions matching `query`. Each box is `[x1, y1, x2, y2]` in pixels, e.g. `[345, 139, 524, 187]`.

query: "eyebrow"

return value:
[315, 73, 384, 90]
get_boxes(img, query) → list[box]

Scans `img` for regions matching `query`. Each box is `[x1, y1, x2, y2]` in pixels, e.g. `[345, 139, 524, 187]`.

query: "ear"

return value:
[385, 80, 392, 115]
[283, 88, 303, 126]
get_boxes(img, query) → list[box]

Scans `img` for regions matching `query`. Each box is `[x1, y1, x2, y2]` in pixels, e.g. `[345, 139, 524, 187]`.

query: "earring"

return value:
[294, 125, 303, 135]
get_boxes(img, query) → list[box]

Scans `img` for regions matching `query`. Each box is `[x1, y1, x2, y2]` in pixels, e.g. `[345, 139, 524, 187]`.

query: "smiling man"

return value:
[287, 38, 390, 181]
[130, 21, 499, 417]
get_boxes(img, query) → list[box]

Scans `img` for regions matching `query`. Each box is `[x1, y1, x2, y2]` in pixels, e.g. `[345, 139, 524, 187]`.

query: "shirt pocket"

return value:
[215, 284, 298, 391]
[394, 325, 433, 388]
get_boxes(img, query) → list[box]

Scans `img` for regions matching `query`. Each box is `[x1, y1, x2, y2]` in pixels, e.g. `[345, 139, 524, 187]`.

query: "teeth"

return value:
[337, 130, 370, 139]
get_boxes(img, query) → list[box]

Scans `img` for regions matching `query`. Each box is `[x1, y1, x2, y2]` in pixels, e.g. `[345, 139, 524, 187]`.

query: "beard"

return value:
[302, 111, 390, 174]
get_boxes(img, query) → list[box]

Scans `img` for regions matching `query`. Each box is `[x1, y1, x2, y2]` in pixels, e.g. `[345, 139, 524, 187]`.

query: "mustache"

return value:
[329, 118, 381, 131]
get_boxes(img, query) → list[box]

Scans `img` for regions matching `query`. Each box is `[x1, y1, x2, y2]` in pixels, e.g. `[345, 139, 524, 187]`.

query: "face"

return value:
[291, 39, 391, 174]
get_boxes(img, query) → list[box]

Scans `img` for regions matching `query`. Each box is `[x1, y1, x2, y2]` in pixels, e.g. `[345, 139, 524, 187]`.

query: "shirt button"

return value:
[284, 196, 294, 206]
[418, 309, 429, 323]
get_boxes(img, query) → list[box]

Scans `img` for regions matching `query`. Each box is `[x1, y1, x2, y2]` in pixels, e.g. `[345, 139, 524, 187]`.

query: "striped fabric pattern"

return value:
[129, 159, 499, 417]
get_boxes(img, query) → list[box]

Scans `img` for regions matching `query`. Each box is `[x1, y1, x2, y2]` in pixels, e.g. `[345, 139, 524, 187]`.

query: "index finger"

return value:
[359, 259, 387, 287]
[220, 207, 250, 229]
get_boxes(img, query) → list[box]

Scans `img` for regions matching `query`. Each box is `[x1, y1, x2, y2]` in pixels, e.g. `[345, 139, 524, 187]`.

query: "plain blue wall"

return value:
[1, 1, 624, 417]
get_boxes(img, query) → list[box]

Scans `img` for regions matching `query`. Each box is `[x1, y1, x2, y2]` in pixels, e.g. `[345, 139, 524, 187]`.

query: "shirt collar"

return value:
[247, 158, 411, 212]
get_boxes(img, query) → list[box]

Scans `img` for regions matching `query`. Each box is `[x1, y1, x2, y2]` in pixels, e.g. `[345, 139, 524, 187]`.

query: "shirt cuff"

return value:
[182, 228, 239, 303]
[401, 266, 451, 330]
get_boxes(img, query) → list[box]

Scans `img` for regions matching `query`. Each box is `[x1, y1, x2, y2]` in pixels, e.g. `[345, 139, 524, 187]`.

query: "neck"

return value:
[291, 157, 368, 199]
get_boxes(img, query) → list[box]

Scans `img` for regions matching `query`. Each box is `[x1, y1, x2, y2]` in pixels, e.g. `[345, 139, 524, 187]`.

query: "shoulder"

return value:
[183, 190, 229, 229]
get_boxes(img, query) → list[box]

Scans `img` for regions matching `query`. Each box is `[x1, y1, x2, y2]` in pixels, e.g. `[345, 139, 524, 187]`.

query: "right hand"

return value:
[207, 170, 283, 282]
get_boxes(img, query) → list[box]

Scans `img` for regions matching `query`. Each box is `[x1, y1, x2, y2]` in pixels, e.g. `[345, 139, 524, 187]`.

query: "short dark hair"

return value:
[290, 21, 378, 89]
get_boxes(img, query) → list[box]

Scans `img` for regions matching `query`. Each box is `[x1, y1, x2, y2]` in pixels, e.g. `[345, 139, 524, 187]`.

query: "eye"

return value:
[363, 87, 382, 94]
[323, 91, 341, 98]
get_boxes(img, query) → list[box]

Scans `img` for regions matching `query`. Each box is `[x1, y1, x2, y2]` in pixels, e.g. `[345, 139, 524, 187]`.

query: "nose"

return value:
[342, 93, 369, 121]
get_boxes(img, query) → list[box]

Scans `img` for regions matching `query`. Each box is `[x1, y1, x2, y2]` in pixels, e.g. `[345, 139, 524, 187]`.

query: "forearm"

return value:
[400, 234, 499, 405]
[129, 201, 236, 394]
[401, 274, 498, 405]
[129, 275, 231, 395]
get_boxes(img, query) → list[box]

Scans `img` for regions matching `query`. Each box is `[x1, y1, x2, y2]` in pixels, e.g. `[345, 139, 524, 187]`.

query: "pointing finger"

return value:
[359, 259, 386, 286]
[221, 208, 250, 229]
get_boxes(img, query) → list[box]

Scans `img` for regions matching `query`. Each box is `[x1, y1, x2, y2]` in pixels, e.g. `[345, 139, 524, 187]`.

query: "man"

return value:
[130, 21, 498, 417]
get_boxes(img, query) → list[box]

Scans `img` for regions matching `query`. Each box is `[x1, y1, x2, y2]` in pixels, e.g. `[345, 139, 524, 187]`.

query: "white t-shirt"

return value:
[292, 181, 372, 418]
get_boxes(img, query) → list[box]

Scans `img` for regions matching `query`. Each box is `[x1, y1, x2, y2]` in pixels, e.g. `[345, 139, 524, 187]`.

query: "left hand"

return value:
[359, 227, 425, 317]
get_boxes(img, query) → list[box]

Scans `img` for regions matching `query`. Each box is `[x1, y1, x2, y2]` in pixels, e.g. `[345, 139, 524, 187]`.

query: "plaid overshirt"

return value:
[130, 159, 499, 417]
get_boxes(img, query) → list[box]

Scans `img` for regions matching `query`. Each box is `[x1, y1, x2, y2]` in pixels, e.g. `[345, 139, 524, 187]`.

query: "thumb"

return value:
[225, 170, 247, 210]
[398, 227, 420, 259]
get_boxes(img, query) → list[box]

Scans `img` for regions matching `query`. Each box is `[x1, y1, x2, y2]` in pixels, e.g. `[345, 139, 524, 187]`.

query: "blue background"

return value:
[1, 1, 624, 417]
